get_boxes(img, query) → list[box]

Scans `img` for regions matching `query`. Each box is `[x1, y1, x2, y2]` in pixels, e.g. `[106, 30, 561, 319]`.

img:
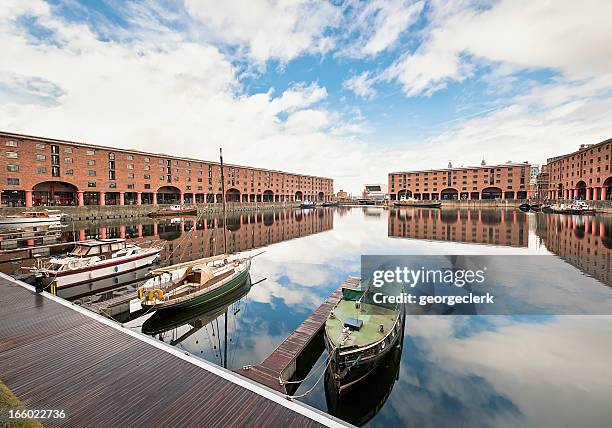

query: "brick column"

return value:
[77, 191, 84, 207]
[586, 188, 592, 200]
[99, 191, 105, 206]
[137, 192, 142, 205]
[119, 192, 125, 205]
[25, 190, 33, 208]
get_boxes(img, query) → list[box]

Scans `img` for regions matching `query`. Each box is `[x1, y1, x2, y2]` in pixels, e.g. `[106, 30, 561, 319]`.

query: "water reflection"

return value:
[389, 208, 528, 247]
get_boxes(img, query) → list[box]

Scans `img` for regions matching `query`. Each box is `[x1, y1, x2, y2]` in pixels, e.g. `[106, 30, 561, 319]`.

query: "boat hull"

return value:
[393, 201, 441, 208]
[143, 265, 250, 311]
[48, 251, 160, 288]
[148, 208, 197, 217]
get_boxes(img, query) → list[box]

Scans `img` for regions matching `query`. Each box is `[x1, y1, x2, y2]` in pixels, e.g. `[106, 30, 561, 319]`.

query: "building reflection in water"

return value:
[535, 214, 611, 286]
[388, 208, 528, 247]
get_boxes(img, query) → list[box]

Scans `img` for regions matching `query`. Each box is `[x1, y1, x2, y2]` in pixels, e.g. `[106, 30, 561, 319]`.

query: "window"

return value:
[87, 160, 95, 166]
[127, 163, 134, 169]
[86, 149, 95, 156]
[127, 154, 134, 160]
[65, 169, 73, 175]
[36, 143, 46, 149]
[64, 158, 73, 163]
[6, 152, 18, 159]
[7, 178, 19, 185]
[88, 170, 96, 176]
[87, 182, 96, 188]
[5, 140, 18, 147]
[36, 166, 46, 174]
[35, 154, 45, 161]
[144, 174, 150, 179]
[6, 164, 19, 172]
[64, 147, 72, 153]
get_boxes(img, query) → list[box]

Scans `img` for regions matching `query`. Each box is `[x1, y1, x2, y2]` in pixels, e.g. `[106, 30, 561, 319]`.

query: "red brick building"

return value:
[388, 161, 533, 201]
[545, 138, 612, 201]
[0, 131, 334, 207]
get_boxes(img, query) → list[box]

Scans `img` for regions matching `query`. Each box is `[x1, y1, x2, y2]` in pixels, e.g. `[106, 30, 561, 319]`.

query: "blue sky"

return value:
[1, 0, 611, 193]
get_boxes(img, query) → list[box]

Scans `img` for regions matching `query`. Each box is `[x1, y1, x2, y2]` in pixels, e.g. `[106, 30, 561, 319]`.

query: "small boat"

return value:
[322, 201, 339, 207]
[138, 252, 259, 311]
[546, 201, 596, 215]
[26, 238, 163, 289]
[325, 276, 404, 395]
[393, 197, 441, 208]
[148, 204, 197, 217]
[0, 210, 65, 227]
[299, 200, 316, 209]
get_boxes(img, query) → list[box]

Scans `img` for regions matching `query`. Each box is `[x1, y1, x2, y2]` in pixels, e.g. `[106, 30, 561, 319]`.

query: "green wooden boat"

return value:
[325, 275, 405, 394]
[139, 254, 252, 311]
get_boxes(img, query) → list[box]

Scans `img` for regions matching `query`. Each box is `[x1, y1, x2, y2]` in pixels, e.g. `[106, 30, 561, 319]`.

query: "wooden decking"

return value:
[237, 276, 359, 393]
[0, 274, 346, 428]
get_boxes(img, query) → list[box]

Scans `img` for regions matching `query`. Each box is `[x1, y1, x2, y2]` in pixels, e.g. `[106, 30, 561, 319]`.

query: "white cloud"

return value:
[184, 0, 340, 63]
[382, 0, 612, 97]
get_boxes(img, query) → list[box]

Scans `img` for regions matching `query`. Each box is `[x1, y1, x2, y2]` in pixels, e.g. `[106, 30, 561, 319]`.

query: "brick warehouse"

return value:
[388, 161, 533, 201]
[0, 131, 334, 207]
[544, 138, 612, 201]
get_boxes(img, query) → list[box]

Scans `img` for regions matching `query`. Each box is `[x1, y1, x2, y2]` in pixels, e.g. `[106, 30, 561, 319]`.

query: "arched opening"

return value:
[317, 191, 325, 201]
[440, 188, 458, 200]
[33, 181, 78, 206]
[263, 190, 274, 202]
[481, 187, 502, 200]
[575, 181, 587, 200]
[157, 186, 181, 204]
[397, 189, 412, 199]
[295, 191, 303, 201]
[604, 177, 612, 201]
[226, 188, 241, 203]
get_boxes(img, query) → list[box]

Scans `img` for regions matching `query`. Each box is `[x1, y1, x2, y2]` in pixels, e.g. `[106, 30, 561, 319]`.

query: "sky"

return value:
[1, 0, 612, 194]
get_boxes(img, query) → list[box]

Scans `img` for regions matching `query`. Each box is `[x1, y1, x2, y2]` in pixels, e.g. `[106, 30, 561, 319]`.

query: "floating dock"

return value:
[238, 276, 359, 393]
[0, 274, 347, 428]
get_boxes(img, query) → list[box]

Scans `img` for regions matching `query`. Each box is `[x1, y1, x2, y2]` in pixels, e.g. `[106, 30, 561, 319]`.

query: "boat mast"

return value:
[220, 148, 228, 255]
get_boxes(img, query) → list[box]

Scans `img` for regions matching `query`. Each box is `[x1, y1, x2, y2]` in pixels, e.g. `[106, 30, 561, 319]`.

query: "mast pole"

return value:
[220, 148, 228, 255]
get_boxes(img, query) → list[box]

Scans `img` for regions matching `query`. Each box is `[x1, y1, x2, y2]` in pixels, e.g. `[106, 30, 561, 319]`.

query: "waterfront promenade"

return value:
[0, 274, 346, 428]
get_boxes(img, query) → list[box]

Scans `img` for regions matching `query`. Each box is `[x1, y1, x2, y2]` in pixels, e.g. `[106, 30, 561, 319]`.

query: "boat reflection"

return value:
[388, 208, 528, 247]
[325, 314, 405, 426]
[141, 278, 252, 368]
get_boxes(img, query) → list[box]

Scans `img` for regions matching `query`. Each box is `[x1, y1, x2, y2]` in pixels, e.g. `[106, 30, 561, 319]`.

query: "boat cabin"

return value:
[69, 238, 128, 257]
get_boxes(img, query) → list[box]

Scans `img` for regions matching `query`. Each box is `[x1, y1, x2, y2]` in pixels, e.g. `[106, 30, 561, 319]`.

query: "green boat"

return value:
[324, 275, 405, 394]
[138, 254, 253, 311]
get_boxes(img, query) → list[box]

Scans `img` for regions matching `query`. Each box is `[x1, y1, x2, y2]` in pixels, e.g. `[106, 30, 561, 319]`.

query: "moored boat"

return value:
[324, 276, 404, 395]
[138, 253, 258, 311]
[299, 200, 316, 209]
[148, 204, 197, 217]
[0, 210, 65, 227]
[393, 198, 441, 208]
[26, 238, 163, 289]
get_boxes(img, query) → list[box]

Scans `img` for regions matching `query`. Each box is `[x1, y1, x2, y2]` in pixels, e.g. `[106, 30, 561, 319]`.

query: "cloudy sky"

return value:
[1, 0, 611, 193]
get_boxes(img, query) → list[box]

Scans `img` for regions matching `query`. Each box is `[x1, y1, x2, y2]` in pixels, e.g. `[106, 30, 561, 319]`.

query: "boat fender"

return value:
[148, 289, 164, 301]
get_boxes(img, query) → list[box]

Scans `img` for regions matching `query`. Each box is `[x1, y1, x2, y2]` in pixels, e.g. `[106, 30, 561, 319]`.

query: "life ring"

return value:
[148, 289, 164, 301]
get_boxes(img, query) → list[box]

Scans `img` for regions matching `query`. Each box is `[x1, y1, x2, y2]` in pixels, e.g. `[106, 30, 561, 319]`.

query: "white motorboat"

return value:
[27, 238, 163, 289]
[0, 210, 65, 227]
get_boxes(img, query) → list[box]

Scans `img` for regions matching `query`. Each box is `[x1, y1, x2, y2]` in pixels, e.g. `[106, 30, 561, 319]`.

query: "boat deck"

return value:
[0, 274, 345, 428]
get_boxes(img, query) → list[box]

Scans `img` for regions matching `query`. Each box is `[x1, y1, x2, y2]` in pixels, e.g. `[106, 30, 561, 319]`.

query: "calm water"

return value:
[4, 207, 612, 427]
